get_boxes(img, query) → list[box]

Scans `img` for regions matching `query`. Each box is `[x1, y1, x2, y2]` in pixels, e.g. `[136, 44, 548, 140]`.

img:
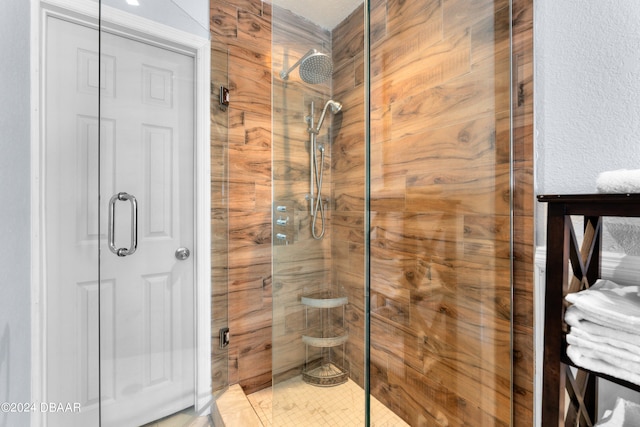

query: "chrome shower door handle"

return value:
[108, 192, 138, 257]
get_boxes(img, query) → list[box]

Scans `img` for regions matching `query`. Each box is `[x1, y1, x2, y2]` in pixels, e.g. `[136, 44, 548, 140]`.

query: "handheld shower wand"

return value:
[315, 100, 342, 133]
[306, 99, 343, 240]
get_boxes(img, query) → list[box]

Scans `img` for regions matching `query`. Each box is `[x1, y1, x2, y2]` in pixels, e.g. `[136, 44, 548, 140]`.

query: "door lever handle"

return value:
[108, 192, 138, 257]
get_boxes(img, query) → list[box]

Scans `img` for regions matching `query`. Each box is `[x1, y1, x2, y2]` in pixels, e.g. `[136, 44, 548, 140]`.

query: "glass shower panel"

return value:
[368, 0, 513, 425]
[98, 1, 205, 425]
[271, 1, 368, 425]
[211, 46, 231, 398]
[41, 3, 100, 426]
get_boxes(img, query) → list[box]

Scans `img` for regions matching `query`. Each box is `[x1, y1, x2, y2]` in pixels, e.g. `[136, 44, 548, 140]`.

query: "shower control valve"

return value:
[276, 233, 289, 245]
[276, 216, 289, 226]
[273, 201, 295, 245]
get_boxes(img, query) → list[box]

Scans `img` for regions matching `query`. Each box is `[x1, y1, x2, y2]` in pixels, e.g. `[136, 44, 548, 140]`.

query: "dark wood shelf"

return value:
[538, 193, 640, 426]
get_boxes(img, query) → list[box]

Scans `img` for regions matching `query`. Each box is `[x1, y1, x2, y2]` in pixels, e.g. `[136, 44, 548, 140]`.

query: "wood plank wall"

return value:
[211, 0, 535, 422]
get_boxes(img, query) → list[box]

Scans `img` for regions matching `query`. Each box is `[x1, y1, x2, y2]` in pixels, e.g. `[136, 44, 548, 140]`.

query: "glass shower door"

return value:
[367, 0, 513, 425]
[270, 0, 514, 425]
[97, 2, 199, 425]
[270, 1, 369, 425]
[41, 4, 100, 426]
[41, 1, 207, 426]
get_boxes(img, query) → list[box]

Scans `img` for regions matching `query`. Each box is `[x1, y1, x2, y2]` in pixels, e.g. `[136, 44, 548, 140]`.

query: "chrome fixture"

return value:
[314, 100, 342, 134]
[175, 247, 190, 260]
[108, 192, 138, 257]
[306, 99, 342, 240]
[280, 49, 333, 84]
[274, 201, 295, 245]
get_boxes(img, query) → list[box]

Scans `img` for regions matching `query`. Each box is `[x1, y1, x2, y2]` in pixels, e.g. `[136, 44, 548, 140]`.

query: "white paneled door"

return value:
[45, 16, 195, 427]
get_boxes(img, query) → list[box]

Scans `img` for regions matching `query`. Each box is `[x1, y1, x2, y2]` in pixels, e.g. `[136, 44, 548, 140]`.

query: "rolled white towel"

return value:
[596, 169, 640, 193]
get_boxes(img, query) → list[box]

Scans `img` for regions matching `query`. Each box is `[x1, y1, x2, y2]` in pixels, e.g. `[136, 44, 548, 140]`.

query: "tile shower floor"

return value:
[247, 376, 409, 427]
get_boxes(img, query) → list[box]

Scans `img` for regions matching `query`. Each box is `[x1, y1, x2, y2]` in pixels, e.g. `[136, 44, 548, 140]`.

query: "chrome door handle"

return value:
[108, 192, 138, 257]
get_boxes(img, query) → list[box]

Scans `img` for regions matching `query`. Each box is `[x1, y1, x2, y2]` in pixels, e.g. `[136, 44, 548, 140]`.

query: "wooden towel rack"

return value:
[538, 193, 640, 426]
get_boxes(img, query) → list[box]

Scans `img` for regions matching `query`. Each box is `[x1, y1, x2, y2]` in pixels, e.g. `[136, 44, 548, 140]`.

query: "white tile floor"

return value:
[247, 376, 409, 427]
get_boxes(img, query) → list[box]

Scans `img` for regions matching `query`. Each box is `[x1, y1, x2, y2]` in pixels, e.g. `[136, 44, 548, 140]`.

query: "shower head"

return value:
[315, 99, 342, 133]
[280, 49, 333, 84]
[299, 52, 333, 84]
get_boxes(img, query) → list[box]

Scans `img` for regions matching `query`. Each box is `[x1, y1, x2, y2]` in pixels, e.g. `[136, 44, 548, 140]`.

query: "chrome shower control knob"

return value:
[175, 247, 190, 260]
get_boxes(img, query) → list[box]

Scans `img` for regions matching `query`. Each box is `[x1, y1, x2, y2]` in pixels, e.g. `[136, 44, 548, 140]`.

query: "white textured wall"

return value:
[536, 0, 640, 195]
[0, 1, 31, 426]
[535, 1, 640, 420]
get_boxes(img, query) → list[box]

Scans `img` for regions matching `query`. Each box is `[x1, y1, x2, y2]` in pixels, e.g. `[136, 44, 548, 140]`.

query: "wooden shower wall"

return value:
[210, 0, 535, 423]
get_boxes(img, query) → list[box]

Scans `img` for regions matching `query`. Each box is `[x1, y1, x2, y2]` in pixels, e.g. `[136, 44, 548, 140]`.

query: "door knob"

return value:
[175, 247, 190, 260]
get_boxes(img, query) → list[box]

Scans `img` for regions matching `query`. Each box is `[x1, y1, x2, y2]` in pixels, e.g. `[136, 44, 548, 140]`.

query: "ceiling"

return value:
[269, 0, 363, 30]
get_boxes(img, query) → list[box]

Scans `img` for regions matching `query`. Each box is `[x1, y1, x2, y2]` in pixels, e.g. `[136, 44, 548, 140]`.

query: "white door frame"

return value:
[30, 1, 211, 425]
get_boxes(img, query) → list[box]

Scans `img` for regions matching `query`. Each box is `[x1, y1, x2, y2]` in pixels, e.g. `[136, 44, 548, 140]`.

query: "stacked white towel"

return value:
[564, 279, 640, 385]
[596, 169, 640, 193]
